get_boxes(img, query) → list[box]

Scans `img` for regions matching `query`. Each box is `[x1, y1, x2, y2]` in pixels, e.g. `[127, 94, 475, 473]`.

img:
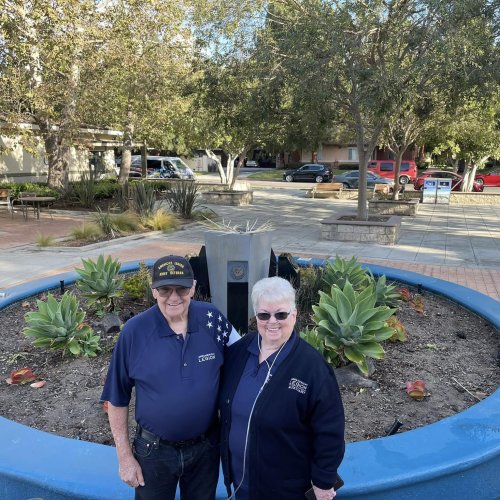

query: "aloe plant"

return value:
[24, 292, 100, 357]
[76, 255, 123, 314]
[312, 280, 396, 375]
[323, 256, 370, 292]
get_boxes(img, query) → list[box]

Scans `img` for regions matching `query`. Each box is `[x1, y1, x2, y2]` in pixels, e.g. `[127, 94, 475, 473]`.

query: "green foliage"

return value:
[163, 180, 200, 218]
[141, 208, 178, 231]
[313, 281, 396, 375]
[75, 255, 123, 315]
[295, 265, 324, 325]
[92, 207, 122, 238]
[368, 273, 401, 307]
[323, 256, 370, 292]
[131, 181, 157, 218]
[23, 292, 100, 357]
[70, 222, 103, 241]
[35, 233, 55, 247]
[94, 179, 120, 199]
[300, 326, 339, 366]
[3, 182, 59, 199]
[114, 181, 131, 212]
[112, 211, 142, 232]
[123, 262, 153, 303]
[73, 171, 97, 208]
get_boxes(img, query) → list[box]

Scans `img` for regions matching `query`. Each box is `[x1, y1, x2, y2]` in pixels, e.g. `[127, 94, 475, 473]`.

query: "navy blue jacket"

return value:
[219, 332, 345, 500]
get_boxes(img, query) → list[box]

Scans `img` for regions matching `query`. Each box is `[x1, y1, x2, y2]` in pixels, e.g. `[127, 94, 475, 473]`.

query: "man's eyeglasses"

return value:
[156, 286, 191, 298]
[256, 310, 291, 321]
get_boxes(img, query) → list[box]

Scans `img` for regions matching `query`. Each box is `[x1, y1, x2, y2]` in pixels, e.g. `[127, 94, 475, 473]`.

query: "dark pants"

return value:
[133, 432, 220, 500]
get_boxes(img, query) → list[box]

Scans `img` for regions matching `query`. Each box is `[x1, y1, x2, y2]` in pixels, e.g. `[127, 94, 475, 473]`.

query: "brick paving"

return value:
[0, 187, 499, 301]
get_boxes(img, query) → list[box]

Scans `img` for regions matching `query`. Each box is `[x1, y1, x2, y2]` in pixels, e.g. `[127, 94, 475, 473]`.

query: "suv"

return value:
[283, 164, 332, 183]
[368, 160, 417, 185]
[413, 170, 484, 192]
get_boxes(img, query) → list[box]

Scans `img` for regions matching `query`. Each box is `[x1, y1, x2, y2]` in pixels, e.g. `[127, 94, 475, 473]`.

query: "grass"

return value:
[141, 208, 178, 231]
[35, 233, 56, 247]
[245, 170, 284, 181]
[70, 222, 103, 241]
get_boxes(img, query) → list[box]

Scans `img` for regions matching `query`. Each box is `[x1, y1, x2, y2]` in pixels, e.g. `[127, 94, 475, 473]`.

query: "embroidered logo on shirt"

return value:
[198, 353, 216, 362]
[288, 378, 308, 394]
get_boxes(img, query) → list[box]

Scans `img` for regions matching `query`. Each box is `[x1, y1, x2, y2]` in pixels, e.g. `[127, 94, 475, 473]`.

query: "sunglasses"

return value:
[256, 310, 291, 321]
[156, 286, 191, 298]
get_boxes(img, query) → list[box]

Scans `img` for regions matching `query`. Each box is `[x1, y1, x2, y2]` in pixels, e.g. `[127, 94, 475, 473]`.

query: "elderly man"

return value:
[101, 255, 239, 500]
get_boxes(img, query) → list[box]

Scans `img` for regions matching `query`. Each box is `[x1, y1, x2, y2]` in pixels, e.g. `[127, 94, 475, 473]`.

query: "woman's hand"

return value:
[312, 484, 336, 500]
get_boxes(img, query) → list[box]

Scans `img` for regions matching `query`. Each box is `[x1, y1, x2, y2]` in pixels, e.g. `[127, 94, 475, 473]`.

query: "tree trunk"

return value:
[119, 103, 134, 185]
[43, 125, 71, 191]
[392, 152, 403, 201]
[229, 150, 248, 190]
[205, 149, 227, 184]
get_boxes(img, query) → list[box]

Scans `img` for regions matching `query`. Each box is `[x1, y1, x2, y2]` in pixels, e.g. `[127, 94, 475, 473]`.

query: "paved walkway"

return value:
[1, 186, 499, 300]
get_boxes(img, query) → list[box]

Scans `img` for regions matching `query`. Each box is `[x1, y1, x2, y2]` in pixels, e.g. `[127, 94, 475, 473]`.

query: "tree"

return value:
[1, 0, 99, 190]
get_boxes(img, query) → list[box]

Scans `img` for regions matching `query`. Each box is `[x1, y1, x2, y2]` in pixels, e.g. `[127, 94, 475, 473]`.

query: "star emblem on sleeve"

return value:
[207, 320, 213, 328]
[207, 310, 213, 318]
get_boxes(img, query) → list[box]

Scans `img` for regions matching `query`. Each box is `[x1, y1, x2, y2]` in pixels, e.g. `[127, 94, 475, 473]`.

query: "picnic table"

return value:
[17, 196, 56, 219]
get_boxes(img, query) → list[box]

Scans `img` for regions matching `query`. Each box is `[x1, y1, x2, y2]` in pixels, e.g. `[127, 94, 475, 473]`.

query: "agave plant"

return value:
[368, 273, 402, 307]
[75, 255, 123, 315]
[131, 181, 156, 218]
[323, 256, 370, 292]
[24, 292, 100, 357]
[312, 280, 396, 375]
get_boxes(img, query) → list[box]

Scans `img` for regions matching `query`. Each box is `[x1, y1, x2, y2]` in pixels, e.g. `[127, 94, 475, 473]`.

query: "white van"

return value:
[117, 155, 195, 179]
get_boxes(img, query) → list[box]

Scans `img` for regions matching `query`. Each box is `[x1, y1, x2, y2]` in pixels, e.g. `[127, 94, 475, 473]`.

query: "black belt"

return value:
[136, 425, 213, 448]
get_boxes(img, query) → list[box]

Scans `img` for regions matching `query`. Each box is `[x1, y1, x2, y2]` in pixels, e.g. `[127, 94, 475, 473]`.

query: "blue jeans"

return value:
[133, 432, 220, 500]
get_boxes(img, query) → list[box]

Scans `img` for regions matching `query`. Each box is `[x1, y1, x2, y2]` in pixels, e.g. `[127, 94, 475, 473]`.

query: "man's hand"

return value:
[118, 454, 145, 488]
[312, 485, 336, 500]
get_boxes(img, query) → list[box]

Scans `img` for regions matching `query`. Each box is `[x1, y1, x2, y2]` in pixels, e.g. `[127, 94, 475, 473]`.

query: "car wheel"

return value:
[342, 183, 350, 189]
[285, 174, 294, 182]
[399, 176, 409, 184]
[476, 178, 484, 186]
[315, 175, 324, 183]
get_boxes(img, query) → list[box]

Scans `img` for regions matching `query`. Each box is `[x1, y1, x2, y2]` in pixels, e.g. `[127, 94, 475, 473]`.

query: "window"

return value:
[401, 162, 410, 172]
[348, 148, 358, 161]
[380, 162, 394, 172]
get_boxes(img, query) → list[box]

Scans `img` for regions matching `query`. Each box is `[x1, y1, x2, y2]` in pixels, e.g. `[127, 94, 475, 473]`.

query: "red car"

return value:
[475, 169, 500, 187]
[413, 170, 484, 192]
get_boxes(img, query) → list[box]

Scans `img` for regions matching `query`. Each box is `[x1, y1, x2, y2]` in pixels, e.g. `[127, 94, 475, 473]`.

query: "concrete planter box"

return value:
[200, 189, 253, 206]
[321, 213, 401, 245]
[368, 198, 419, 216]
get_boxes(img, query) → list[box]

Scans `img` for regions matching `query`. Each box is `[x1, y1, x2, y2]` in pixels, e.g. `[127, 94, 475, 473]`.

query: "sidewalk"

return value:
[1, 186, 499, 300]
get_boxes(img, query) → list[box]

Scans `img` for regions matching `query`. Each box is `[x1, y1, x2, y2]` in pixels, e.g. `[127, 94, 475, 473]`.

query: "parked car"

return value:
[283, 164, 332, 183]
[245, 160, 259, 168]
[413, 170, 484, 192]
[332, 170, 397, 190]
[367, 160, 418, 184]
[475, 169, 500, 187]
[116, 156, 195, 180]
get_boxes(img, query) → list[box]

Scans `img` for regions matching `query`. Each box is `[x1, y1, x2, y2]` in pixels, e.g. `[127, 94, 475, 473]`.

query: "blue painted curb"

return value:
[1, 257, 499, 499]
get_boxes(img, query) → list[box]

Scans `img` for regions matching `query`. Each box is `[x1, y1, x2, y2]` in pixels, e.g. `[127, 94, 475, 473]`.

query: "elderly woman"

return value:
[219, 277, 345, 500]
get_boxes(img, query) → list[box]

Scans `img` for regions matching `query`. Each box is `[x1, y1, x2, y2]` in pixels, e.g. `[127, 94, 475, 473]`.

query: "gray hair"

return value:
[251, 277, 296, 313]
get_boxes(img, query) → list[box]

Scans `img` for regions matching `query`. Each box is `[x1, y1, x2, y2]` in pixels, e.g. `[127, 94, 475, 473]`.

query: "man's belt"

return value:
[136, 424, 214, 448]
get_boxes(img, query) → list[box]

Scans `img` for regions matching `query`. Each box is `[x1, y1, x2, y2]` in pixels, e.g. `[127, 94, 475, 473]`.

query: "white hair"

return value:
[251, 277, 296, 313]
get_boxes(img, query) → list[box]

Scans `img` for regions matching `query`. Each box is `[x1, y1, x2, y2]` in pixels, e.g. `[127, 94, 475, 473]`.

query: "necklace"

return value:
[258, 334, 288, 380]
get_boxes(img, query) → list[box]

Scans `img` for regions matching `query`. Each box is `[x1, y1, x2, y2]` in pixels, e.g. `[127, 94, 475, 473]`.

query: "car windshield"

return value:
[169, 158, 190, 172]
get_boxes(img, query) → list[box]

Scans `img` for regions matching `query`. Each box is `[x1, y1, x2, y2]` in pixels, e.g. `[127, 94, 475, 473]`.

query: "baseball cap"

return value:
[151, 255, 194, 289]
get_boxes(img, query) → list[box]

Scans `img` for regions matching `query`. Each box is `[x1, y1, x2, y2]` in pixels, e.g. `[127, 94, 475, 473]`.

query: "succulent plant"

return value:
[24, 292, 100, 357]
[323, 255, 370, 292]
[75, 255, 123, 315]
[312, 280, 396, 375]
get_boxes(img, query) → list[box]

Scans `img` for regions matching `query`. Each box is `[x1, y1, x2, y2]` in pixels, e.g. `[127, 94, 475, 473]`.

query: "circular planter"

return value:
[0, 259, 499, 499]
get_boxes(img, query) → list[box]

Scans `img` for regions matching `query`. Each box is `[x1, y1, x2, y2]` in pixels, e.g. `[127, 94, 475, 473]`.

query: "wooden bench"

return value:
[373, 183, 391, 194]
[311, 183, 344, 198]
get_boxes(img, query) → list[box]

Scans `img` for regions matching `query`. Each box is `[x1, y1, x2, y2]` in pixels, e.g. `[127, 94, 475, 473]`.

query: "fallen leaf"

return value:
[5, 378, 13, 385]
[10, 367, 38, 384]
[30, 380, 46, 388]
[406, 380, 426, 400]
[21, 301, 30, 308]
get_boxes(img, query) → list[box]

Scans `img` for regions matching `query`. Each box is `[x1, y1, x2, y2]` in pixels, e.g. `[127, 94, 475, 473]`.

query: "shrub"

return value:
[23, 292, 100, 357]
[295, 265, 324, 327]
[70, 222, 103, 241]
[368, 273, 401, 307]
[112, 211, 142, 232]
[75, 255, 123, 315]
[323, 256, 370, 292]
[312, 280, 396, 375]
[123, 262, 153, 304]
[94, 179, 119, 199]
[92, 207, 122, 238]
[163, 180, 200, 218]
[131, 181, 156, 218]
[73, 171, 97, 208]
[141, 208, 178, 232]
[35, 233, 55, 247]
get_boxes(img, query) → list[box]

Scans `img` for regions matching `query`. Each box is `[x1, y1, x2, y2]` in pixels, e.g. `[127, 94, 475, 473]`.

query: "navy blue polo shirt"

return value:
[228, 332, 297, 492]
[101, 300, 235, 441]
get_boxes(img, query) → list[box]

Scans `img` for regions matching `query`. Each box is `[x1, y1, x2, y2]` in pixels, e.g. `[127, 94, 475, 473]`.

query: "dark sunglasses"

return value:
[156, 286, 191, 298]
[256, 310, 291, 321]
